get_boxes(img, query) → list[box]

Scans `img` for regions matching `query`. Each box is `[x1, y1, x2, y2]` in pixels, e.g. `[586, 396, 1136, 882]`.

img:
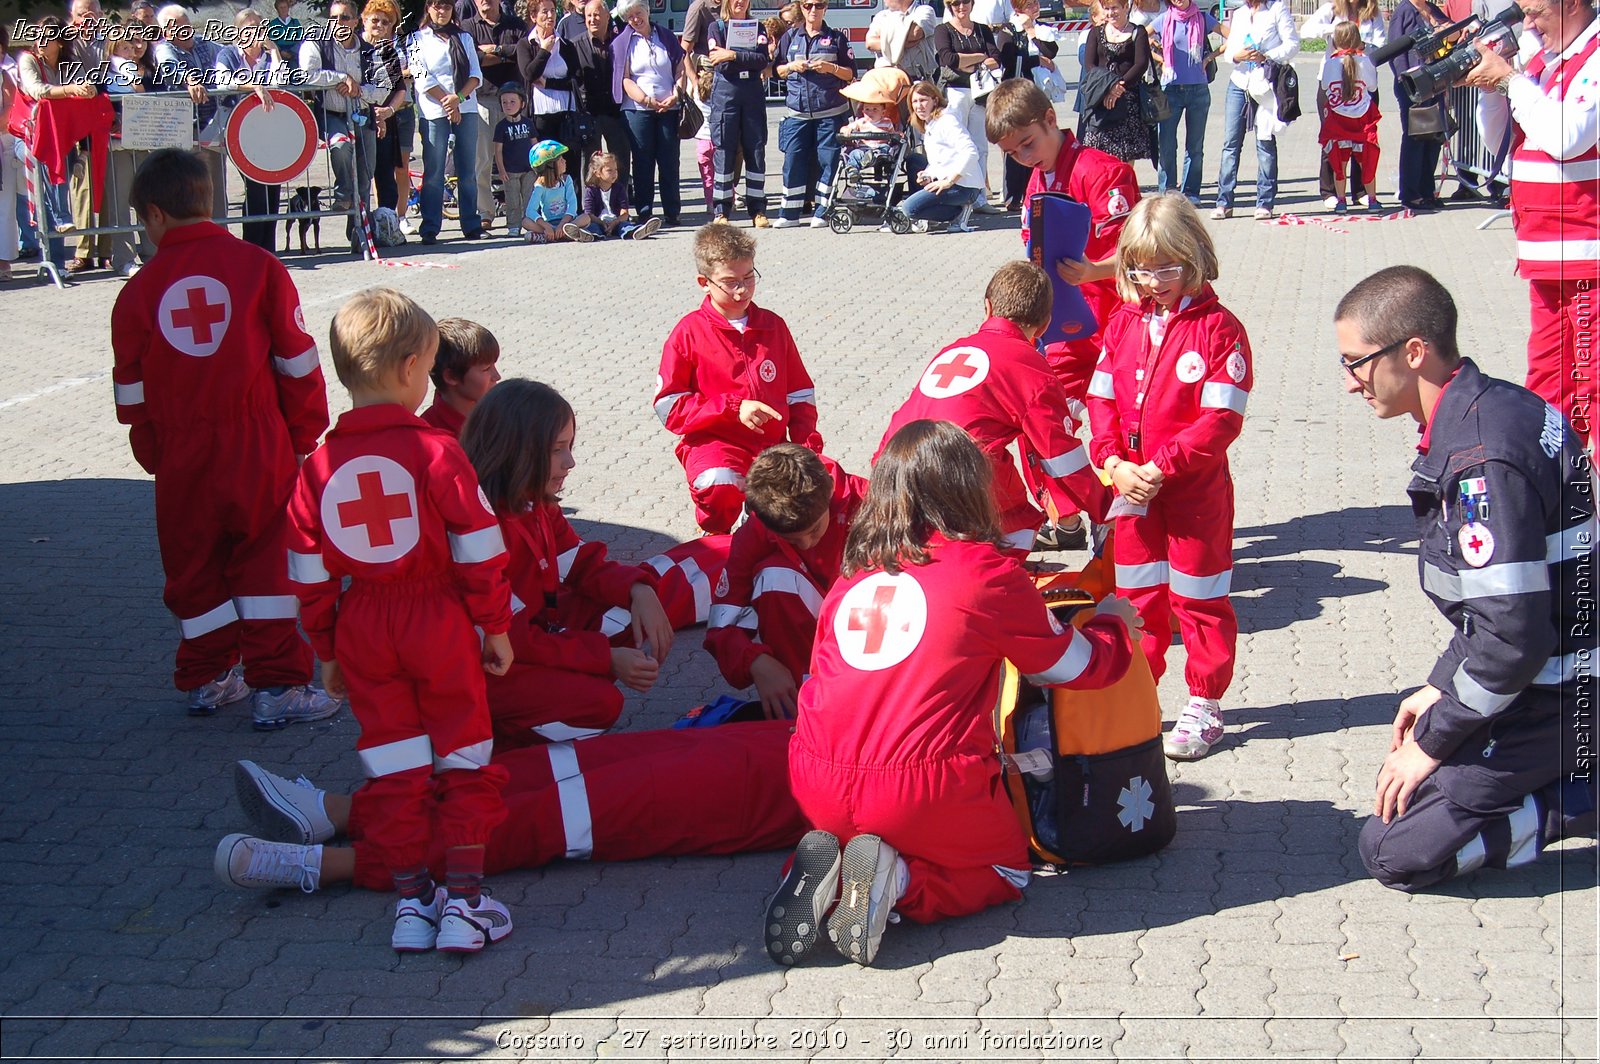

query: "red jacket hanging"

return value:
[16, 94, 115, 211]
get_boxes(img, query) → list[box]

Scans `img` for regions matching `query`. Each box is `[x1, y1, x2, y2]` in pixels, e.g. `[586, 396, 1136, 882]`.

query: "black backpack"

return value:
[1269, 60, 1301, 123]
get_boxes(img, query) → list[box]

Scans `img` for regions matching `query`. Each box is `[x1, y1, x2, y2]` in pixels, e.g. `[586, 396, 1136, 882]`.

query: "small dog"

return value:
[285, 185, 323, 254]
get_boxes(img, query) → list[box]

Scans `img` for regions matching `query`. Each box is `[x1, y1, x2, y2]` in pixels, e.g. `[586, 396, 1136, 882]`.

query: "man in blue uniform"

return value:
[1336, 265, 1597, 890]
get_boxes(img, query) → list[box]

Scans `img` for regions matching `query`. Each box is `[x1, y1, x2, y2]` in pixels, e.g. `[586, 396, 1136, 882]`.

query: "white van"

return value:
[650, 0, 888, 63]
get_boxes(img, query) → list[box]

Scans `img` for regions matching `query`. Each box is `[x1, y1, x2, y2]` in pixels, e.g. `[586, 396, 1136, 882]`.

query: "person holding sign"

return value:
[706, 0, 774, 226]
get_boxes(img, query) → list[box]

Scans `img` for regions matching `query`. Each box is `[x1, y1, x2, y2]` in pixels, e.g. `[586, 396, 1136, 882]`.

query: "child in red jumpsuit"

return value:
[878, 261, 1110, 552]
[767, 420, 1139, 967]
[705, 444, 868, 719]
[653, 224, 823, 533]
[110, 148, 336, 727]
[419, 318, 502, 436]
[1087, 194, 1253, 762]
[284, 289, 516, 954]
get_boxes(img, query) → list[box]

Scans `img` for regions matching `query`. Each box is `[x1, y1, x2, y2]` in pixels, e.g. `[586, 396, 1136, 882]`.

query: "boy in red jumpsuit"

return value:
[1087, 196, 1252, 762]
[877, 262, 1110, 552]
[767, 420, 1138, 967]
[705, 444, 868, 719]
[110, 149, 336, 728]
[284, 288, 517, 953]
[419, 318, 502, 437]
[987, 80, 1140, 548]
[653, 224, 823, 534]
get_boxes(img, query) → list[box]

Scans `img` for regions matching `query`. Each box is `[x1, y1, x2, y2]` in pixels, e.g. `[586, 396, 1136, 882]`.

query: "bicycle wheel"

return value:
[443, 176, 459, 221]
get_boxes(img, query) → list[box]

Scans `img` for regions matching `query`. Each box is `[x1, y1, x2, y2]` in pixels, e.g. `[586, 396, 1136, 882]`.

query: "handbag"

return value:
[561, 109, 598, 151]
[677, 93, 704, 139]
[1031, 63, 1070, 104]
[1404, 97, 1457, 142]
[970, 64, 1001, 99]
[1138, 79, 1171, 124]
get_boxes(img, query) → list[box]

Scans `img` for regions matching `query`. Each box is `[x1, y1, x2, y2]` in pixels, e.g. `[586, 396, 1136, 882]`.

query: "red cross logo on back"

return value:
[321, 455, 421, 563]
[338, 470, 414, 548]
[157, 277, 233, 358]
[847, 584, 910, 655]
[918, 346, 990, 399]
[833, 571, 929, 671]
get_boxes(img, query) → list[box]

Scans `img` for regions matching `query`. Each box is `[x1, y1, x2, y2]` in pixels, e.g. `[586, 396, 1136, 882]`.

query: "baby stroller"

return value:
[826, 129, 912, 234]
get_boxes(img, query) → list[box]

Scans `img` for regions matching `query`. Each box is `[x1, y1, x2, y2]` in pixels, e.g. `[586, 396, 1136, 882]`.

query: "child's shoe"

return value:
[1323, 195, 1340, 210]
[628, 217, 662, 240]
[1164, 697, 1224, 761]
[393, 887, 447, 952]
[436, 892, 514, 952]
[187, 665, 251, 716]
[214, 833, 323, 893]
[252, 685, 341, 731]
[235, 760, 335, 844]
[827, 834, 901, 966]
[561, 222, 596, 242]
[525, 230, 548, 245]
[1333, 198, 1348, 214]
[1032, 515, 1088, 552]
[764, 829, 841, 967]
[1365, 194, 1382, 211]
[948, 202, 977, 233]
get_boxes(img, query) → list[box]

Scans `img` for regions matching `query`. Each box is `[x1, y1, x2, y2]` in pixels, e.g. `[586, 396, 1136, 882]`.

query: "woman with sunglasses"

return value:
[934, 0, 1003, 208]
[409, 0, 486, 243]
[1086, 194, 1253, 764]
[771, 0, 854, 227]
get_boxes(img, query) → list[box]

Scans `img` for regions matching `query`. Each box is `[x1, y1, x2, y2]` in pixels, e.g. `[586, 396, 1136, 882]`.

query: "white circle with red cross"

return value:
[321, 455, 421, 564]
[833, 571, 928, 672]
[1175, 351, 1206, 384]
[918, 346, 990, 400]
[158, 277, 233, 358]
[758, 359, 777, 383]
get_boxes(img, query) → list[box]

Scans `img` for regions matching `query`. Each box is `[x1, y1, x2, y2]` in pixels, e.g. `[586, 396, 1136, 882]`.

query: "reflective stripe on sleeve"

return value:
[679, 557, 712, 620]
[1087, 370, 1115, 400]
[654, 392, 688, 424]
[288, 550, 330, 584]
[448, 524, 507, 564]
[1039, 445, 1091, 478]
[545, 741, 595, 859]
[708, 602, 759, 630]
[1450, 661, 1518, 716]
[786, 388, 816, 405]
[114, 380, 145, 406]
[359, 734, 434, 777]
[599, 606, 632, 637]
[556, 543, 583, 581]
[1169, 566, 1232, 600]
[692, 467, 748, 490]
[1003, 527, 1036, 551]
[1199, 381, 1248, 415]
[751, 566, 824, 616]
[233, 595, 299, 620]
[272, 346, 321, 379]
[1422, 560, 1550, 602]
[178, 599, 240, 639]
[510, 592, 527, 616]
[1023, 628, 1093, 685]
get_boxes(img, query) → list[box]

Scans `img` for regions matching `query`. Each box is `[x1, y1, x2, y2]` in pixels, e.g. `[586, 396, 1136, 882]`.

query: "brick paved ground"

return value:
[1, 59, 1595, 1062]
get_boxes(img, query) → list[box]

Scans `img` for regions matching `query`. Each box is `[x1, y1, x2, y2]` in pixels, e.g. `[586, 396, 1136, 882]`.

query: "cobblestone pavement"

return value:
[1, 62, 1595, 1062]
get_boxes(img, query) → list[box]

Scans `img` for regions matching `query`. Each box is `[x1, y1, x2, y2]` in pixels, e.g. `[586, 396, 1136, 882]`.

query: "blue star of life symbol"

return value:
[1117, 775, 1155, 832]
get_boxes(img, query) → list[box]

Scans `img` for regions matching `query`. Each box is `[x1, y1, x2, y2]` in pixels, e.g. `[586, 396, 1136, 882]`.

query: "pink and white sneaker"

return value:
[1164, 697, 1224, 761]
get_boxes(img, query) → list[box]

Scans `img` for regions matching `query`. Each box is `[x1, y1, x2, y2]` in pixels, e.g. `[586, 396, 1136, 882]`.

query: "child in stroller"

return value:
[827, 68, 914, 234]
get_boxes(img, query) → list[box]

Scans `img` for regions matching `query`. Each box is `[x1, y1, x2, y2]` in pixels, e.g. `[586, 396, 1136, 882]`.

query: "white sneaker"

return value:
[911, 219, 929, 234]
[1164, 697, 1224, 761]
[1210, 205, 1232, 220]
[561, 222, 596, 243]
[764, 830, 841, 967]
[436, 892, 514, 952]
[393, 887, 446, 952]
[252, 685, 342, 731]
[1253, 207, 1275, 220]
[808, 215, 829, 228]
[628, 216, 662, 240]
[827, 834, 900, 966]
[235, 760, 335, 844]
[770, 216, 799, 229]
[1323, 195, 1340, 210]
[399, 216, 417, 235]
[214, 833, 323, 892]
[187, 666, 251, 717]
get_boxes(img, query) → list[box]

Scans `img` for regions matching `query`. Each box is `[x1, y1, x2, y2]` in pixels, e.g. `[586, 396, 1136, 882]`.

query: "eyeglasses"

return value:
[1338, 336, 1410, 379]
[801, 3, 827, 9]
[949, 0, 973, 6]
[334, 12, 358, 19]
[707, 268, 761, 296]
[1126, 265, 1185, 284]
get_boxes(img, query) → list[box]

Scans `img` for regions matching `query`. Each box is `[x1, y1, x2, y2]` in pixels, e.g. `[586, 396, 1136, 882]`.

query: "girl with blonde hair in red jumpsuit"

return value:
[766, 419, 1138, 967]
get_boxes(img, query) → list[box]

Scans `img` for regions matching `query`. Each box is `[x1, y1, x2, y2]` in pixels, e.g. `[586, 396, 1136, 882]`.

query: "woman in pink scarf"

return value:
[1147, 0, 1218, 203]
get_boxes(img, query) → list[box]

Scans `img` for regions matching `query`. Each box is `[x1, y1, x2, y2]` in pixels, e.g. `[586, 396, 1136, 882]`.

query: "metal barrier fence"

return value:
[20, 88, 370, 290]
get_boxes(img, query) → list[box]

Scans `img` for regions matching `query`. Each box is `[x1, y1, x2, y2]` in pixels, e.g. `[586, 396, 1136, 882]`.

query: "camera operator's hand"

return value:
[1462, 46, 1513, 90]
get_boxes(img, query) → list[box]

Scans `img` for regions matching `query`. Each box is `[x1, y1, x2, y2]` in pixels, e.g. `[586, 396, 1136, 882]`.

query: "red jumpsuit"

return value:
[418, 396, 466, 436]
[790, 536, 1132, 922]
[1087, 287, 1251, 699]
[285, 406, 511, 871]
[877, 317, 1110, 547]
[348, 720, 808, 890]
[705, 457, 867, 689]
[654, 298, 823, 533]
[488, 505, 730, 747]
[111, 220, 329, 691]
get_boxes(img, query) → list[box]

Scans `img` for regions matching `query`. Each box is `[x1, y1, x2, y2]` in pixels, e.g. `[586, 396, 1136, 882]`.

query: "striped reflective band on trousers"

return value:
[1022, 627, 1093, 685]
[178, 595, 302, 637]
[545, 741, 594, 859]
[1116, 560, 1232, 599]
[1453, 792, 1541, 876]
[692, 467, 748, 490]
[359, 735, 493, 777]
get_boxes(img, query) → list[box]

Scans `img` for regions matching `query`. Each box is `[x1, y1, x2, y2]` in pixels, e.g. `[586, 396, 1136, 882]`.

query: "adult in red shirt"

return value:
[765, 420, 1138, 968]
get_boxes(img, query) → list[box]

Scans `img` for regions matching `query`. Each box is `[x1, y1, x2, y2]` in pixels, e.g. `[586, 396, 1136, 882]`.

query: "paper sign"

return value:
[118, 94, 195, 151]
[725, 19, 761, 49]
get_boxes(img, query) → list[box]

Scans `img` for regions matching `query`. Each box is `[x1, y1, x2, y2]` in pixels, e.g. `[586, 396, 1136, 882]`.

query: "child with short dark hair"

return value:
[705, 444, 868, 719]
[277, 287, 517, 953]
[653, 225, 823, 533]
[493, 84, 538, 234]
[420, 318, 502, 437]
[582, 151, 661, 240]
[521, 140, 594, 244]
[112, 148, 336, 728]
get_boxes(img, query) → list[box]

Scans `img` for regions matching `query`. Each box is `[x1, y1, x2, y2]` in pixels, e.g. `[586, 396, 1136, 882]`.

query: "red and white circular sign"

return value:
[225, 90, 318, 186]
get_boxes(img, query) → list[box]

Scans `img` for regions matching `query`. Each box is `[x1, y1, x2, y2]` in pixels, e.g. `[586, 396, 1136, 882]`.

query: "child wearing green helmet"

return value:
[521, 140, 595, 245]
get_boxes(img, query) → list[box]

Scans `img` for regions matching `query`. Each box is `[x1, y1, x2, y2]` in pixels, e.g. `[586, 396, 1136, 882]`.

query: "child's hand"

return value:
[611, 647, 660, 692]
[749, 654, 799, 720]
[481, 631, 514, 676]
[320, 659, 347, 699]
[1111, 461, 1160, 505]
[629, 583, 674, 663]
[739, 399, 784, 432]
[1093, 594, 1145, 636]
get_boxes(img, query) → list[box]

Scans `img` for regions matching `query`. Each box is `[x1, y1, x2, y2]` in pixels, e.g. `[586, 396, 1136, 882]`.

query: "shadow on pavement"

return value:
[1235, 504, 1417, 561]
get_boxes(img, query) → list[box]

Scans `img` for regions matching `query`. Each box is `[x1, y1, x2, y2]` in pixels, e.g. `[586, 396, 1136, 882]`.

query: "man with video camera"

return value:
[1464, 0, 1598, 443]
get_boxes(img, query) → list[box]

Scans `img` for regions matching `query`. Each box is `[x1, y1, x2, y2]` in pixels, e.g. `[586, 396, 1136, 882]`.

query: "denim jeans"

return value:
[420, 115, 480, 239]
[624, 108, 682, 222]
[1158, 81, 1211, 200]
[901, 182, 984, 223]
[1215, 81, 1278, 210]
[33, 164, 71, 269]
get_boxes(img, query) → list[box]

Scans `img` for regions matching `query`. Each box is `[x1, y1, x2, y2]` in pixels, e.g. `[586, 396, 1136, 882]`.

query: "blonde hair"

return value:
[1333, 0, 1380, 24]
[907, 81, 945, 133]
[693, 222, 757, 276]
[330, 288, 438, 392]
[1114, 194, 1219, 303]
[1331, 21, 1363, 103]
[586, 150, 619, 187]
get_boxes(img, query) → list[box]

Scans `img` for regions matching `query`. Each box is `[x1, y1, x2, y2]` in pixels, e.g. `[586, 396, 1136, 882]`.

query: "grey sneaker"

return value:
[252, 685, 342, 732]
[393, 887, 446, 952]
[1164, 697, 1224, 761]
[827, 834, 899, 966]
[561, 222, 596, 243]
[187, 666, 251, 717]
[764, 830, 841, 966]
[214, 834, 322, 892]
[235, 760, 335, 844]
[436, 892, 514, 952]
[628, 217, 662, 240]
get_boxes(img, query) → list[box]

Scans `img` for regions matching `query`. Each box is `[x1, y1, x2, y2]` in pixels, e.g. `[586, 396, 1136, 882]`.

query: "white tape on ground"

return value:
[0, 370, 110, 410]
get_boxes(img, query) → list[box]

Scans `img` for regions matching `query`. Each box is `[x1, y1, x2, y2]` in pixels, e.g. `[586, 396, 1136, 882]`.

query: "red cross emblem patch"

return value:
[321, 455, 421, 563]
[158, 277, 233, 358]
[917, 346, 990, 400]
[833, 571, 927, 671]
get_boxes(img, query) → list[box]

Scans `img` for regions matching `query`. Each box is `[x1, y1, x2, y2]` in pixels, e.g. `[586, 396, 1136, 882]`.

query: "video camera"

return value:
[1369, 3, 1525, 100]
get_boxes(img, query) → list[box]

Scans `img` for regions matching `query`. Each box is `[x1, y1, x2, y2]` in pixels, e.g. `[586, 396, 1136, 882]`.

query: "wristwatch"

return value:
[1495, 70, 1517, 95]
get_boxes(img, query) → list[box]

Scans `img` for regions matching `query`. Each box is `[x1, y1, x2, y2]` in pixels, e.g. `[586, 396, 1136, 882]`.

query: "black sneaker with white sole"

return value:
[827, 834, 899, 966]
[763, 829, 841, 966]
